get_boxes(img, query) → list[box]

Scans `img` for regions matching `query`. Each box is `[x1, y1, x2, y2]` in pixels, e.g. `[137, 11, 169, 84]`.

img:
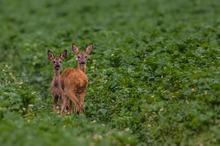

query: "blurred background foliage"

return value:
[0, 0, 220, 145]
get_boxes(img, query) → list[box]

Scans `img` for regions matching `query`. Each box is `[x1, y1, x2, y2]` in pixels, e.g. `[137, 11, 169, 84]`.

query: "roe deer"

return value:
[60, 43, 93, 114]
[48, 50, 67, 112]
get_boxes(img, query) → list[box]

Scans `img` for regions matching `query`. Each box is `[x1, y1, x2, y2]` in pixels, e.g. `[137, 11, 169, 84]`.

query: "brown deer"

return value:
[60, 43, 93, 114]
[48, 50, 67, 112]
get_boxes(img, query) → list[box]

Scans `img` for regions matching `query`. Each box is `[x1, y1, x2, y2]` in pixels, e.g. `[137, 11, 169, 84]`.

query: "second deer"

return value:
[60, 43, 93, 114]
[48, 50, 67, 112]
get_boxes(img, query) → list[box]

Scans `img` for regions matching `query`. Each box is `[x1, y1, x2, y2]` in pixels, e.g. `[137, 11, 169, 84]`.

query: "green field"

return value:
[0, 0, 220, 145]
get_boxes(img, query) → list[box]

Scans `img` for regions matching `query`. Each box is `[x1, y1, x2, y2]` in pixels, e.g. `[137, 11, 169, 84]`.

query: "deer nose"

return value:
[81, 61, 85, 64]
[55, 64, 60, 67]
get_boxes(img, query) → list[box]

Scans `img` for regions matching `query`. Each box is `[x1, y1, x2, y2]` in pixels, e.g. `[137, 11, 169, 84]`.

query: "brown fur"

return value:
[51, 70, 62, 111]
[48, 50, 67, 112]
[60, 43, 93, 114]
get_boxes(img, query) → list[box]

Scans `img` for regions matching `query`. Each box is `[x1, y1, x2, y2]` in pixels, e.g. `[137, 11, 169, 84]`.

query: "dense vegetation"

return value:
[0, 0, 220, 145]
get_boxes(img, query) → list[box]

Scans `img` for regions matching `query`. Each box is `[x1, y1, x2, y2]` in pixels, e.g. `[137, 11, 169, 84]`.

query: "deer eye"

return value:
[60, 61, 62, 63]
[78, 56, 80, 59]
[85, 56, 87, 58]
[53, 61, 55, 63]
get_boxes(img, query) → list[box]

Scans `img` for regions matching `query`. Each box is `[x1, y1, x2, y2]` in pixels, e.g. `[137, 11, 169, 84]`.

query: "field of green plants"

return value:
[0, 0, 220, 145]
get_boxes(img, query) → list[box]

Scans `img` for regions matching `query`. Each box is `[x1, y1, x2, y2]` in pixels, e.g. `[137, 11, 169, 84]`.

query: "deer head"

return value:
[48, 50, 67, 70]
[72, 43, 93, 72]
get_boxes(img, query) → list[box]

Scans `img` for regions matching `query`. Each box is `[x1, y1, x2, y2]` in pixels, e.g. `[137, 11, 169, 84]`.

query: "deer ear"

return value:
[85, 43, 93, 54]
[48, 50, 55, 60]
[60, 50, 67, 60]
[72, 43, 80, 55]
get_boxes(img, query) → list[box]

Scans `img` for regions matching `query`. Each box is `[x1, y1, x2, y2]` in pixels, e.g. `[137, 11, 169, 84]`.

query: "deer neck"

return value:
[78, 63, 86, 73]
[53, 69, 60, 87]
